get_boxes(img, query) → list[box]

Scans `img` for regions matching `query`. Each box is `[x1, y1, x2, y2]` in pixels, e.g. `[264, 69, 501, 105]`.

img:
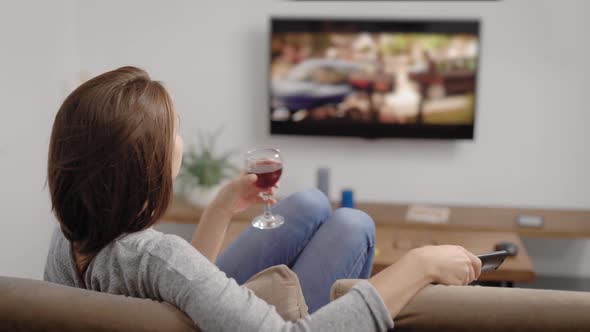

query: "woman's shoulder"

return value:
[96, 228, 198, 263]
[89, 228, 211, 283]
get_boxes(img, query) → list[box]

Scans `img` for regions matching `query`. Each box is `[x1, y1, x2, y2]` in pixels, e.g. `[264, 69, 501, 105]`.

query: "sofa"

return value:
[2, 265, 590, 331]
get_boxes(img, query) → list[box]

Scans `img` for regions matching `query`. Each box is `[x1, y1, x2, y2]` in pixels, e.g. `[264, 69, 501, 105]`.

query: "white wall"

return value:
[0, 1, 79, 278]
[1, 0, 589, 279]
[75, 0, 590, 209]
[76, 0, 590, 277]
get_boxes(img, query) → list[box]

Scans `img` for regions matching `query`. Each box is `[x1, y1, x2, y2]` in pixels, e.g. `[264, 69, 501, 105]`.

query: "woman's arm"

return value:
[191, 174, 273, 261]
[369, 245, 482, 318]
[190, 199, 233, 262]
[151, 235, 480, 331]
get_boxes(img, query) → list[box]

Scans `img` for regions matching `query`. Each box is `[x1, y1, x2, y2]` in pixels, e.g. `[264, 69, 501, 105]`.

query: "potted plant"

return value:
[176, 128, 238, 206]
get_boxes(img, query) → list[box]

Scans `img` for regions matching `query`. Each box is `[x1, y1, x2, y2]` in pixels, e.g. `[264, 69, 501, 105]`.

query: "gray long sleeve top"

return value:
[44, 227, 394, 331]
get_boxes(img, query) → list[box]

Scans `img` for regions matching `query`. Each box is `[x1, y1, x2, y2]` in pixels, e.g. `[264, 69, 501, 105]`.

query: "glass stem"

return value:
[261, 192, 272, 218]
[264, 201, 272, 218]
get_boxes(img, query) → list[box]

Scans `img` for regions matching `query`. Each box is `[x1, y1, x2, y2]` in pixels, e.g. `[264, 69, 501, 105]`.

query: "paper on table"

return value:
[405, 205, 451, 224]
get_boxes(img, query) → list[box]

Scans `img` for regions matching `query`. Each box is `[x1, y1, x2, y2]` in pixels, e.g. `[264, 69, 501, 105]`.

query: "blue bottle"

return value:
[341, 189, 354, 208]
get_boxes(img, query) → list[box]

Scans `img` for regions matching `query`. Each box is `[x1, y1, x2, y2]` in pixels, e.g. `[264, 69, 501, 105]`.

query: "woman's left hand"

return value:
[210, 173, 277, 215]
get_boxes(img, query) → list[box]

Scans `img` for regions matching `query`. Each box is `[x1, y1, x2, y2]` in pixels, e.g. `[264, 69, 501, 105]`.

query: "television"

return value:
[269, 18, 481, 139]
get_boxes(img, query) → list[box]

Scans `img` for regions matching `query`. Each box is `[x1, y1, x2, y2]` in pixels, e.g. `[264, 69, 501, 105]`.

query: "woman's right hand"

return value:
[410, 245, 482, 286]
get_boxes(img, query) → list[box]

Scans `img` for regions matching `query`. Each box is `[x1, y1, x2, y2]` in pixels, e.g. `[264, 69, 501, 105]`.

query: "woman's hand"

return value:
[210, 173, 277, 215]
[192, 173, 277, 261]
[409, 245, 482, 286]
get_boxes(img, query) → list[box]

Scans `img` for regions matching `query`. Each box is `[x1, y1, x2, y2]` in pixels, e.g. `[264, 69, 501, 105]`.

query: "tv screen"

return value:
[269, 18, 480, 139]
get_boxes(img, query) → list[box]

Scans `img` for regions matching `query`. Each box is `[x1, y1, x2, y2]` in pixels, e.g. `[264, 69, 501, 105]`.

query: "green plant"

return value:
[178, 128, 238, 190]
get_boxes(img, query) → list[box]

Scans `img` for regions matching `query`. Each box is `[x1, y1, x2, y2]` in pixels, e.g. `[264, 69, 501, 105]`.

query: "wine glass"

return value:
[245, 148, 284, 229]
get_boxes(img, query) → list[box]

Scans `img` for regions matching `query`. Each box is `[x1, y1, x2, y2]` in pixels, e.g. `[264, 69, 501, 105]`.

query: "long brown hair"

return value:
[48, 66, 175, 259]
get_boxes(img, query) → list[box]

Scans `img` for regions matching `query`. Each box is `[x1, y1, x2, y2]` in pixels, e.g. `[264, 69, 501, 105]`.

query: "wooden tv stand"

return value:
[161, 198, 590, 283]
[341, 202, 590, 238]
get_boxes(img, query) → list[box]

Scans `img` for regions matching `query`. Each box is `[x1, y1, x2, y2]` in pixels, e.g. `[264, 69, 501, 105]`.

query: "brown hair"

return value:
[48, 66, 175, 258]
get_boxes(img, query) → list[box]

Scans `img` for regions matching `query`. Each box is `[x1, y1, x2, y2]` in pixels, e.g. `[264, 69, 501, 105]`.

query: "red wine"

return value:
[349, 78, 372, 90]
[248, 161, 283, 189]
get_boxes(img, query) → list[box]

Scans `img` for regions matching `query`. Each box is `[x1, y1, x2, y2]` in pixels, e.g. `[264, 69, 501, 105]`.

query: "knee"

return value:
[281, 188, 331, 225]
[331, 208, 376, 247]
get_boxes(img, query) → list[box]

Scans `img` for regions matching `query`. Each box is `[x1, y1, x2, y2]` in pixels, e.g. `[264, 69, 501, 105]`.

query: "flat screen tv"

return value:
[269, 18, 480, 139]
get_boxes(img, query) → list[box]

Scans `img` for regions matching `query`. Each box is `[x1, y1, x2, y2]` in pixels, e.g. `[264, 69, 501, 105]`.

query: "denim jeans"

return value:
[216, 188, 376, 313]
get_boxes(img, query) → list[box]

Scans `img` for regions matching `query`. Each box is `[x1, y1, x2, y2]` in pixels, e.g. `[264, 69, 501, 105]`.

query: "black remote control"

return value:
[477, 250, 510, 272]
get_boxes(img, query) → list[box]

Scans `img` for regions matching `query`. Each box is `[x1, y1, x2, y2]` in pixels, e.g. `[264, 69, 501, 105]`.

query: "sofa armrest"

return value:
[0, 265, 307, 332]
[331, 279, 590, 332]
[0, 276, 198, 332]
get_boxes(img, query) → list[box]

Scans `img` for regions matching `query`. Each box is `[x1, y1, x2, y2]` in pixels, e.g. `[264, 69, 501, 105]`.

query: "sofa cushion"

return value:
[243, 264, 308, 320]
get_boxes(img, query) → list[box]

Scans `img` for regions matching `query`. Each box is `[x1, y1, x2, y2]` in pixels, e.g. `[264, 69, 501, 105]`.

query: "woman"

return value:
[44, 66, 481, 331]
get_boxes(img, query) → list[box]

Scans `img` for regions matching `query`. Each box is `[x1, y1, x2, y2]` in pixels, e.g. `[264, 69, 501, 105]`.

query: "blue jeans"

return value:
[216, 188, 375, 313]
